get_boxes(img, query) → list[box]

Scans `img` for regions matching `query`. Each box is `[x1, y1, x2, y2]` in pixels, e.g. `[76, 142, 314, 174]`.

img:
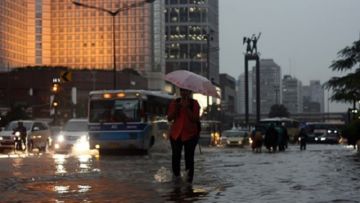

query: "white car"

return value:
[0, 120, 52, 152]
[221, 128, 249, 147]
[54, 118, 89, 153]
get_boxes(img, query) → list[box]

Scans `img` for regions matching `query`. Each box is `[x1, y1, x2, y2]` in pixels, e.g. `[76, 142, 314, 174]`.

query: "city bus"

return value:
[88, 90, 174, 153]
[259, 117, 300, 143]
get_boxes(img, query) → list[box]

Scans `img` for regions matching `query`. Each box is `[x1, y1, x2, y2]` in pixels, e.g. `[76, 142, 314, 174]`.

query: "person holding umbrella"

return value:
[167, 88, 200, 184]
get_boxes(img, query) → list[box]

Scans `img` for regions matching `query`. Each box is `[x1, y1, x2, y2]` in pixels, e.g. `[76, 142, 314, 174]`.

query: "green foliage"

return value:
[342, 120, 360, 145]
[325, 39, 360, 103]
[3, 104, 30, 126]
[268, 104, 290, 118]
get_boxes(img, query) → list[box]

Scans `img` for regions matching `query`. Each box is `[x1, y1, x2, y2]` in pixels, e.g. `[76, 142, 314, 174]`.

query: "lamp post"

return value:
[72, 0, 155, 90]
[204, 30, 218, 115]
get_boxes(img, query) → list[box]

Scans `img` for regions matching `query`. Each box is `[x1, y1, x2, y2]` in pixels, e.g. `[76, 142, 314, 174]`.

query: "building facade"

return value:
[164, 0, 219, 83]
[282, 75, 303, 114]
[0, 0, 163, 89]
[236, 71, 253, 114]
[302, 80, 324, 113]
[252, 59, 281, 115]
[0, 0, 28, 70]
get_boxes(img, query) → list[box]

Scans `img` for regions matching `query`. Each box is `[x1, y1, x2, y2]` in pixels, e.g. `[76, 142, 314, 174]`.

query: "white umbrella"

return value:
[164, 70, 220, 98]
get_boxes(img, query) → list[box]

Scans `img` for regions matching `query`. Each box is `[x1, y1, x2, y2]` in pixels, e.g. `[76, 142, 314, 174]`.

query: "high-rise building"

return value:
[220, 73, 236, 114]
[164, 0, 219, 83]
[236, 71, 253, 114]
[0, 0, 28, 70]
[252, 59, 281, 115]
[282, 75, 303, 113]
[0, 0, 163, 89]
[303, 80, 324, 113]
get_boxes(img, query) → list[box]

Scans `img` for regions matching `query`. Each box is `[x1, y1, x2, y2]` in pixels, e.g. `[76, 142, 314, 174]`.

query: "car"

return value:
[0, 120, 52, 152]
[54, 118, 89, 153]
[305, 122, 343, 144]
[313, 128, 340, 144]
[221, 127, 249, 147]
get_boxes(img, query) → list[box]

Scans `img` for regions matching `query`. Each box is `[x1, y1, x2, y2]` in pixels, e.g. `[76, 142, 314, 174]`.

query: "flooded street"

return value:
[0, 144, 360, 202]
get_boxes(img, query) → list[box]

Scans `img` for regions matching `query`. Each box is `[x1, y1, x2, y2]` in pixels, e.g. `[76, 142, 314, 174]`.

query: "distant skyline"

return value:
[219, 0, 360, 112]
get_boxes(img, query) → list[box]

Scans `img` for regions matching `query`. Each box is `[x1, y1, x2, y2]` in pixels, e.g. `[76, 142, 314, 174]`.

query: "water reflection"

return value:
[53, 154, 67, 174]
[78, 155, 91, 173]
[78, 185, 91, 193]
[53, 184, 92, 194]
[164, 185, 208, 202]
[54, 185, 70, 194]
[154, 166, 172, 183]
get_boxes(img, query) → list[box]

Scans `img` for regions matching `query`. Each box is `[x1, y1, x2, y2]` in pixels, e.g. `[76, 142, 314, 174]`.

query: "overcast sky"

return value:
[219, 0, 360, 112]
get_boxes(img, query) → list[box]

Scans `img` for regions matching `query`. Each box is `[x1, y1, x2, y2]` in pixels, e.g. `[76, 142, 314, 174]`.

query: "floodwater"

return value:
[0, 144, 360, 202]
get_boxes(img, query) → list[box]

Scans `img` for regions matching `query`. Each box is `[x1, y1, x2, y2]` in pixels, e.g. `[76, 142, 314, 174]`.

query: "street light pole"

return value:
[112, 15, 116, 89]
[72, 0, 155, 90]
[206, 33, 211, 111]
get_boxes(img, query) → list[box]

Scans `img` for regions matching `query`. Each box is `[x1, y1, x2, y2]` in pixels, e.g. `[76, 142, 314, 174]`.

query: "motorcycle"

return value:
[13, 131, 25, 151]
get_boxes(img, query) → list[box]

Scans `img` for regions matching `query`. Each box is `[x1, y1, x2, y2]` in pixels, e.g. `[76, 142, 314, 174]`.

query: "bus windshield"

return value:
[90, 99, 140, 123]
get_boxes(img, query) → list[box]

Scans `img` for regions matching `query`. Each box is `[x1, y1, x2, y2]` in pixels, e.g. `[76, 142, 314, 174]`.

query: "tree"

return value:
[324, 39, 360, 107]
[3, 104, 30, 125]
[268, 104, 290, 118]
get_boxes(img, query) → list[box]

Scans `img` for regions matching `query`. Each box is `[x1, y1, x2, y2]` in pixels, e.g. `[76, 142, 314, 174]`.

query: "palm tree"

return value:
[324, 39, 360, 108]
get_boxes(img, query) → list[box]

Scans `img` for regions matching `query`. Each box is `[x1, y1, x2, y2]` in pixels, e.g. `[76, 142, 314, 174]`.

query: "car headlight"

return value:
[79, 135, 88, 143]
[334, 130, 338, 134]
[327, 130, 332, 133]
[321, 137, 326, 141]
[57, 135, 65, 142]
[0, 137, 3, 141]
[315, 137, 318, 141]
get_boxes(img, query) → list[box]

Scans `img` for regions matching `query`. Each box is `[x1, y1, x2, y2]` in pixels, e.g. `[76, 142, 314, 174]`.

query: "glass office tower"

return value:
[164, 0, 219, 83]
[0, 0, 164, 89]
[0, 0, 28, 70]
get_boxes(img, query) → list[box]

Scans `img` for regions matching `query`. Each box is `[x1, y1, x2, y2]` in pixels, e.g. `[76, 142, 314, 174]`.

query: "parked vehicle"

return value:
[54, 118, 89, 153]
[0, 120, 52, 152]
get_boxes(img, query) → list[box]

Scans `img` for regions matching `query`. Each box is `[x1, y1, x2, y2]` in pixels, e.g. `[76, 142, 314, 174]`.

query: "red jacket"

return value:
[167, 99, 200, 141]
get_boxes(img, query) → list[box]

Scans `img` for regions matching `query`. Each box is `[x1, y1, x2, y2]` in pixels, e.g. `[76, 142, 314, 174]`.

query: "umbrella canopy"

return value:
[164, 70, 220, 98]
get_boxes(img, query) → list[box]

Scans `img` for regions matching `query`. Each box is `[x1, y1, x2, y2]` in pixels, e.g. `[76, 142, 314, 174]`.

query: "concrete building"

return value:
[252, 59, 281, 115]
[164, 0, 219, 84]
[282, 75, 303, 114]
[219, 73, 236, 129]
[220, 73, 236, 114]
[0, 0, 163, 89]
[236, 71, 253, 114]
[303, 80, 324, 113]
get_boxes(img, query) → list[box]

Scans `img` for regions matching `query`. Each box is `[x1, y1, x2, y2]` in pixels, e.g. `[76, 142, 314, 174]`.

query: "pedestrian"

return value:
[167, 88, 200, 184]
[13, 121, 27, 150]
[265, 123, 278, 152]
[299, 128, 308, 150]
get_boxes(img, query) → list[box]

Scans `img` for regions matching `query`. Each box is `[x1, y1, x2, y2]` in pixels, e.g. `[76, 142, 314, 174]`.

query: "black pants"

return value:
[170, 136, 199, 183]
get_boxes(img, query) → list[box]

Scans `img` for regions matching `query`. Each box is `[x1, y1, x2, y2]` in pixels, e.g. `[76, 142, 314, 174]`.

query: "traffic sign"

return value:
[60, 71, 72, 82]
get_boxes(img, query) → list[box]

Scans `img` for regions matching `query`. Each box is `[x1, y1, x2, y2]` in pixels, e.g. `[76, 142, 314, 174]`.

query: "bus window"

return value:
[114, 100, 140, 122]
[89, 99, 140, 123]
